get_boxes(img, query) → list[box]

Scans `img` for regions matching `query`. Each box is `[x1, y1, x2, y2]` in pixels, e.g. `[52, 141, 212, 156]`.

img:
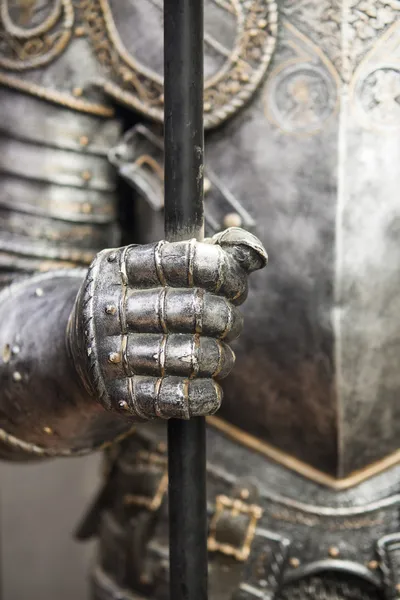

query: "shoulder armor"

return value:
[0, 0, 278, 129]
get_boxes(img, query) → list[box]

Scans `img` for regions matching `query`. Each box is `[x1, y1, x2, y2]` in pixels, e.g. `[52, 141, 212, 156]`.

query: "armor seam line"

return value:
[208, 416, 400, 490]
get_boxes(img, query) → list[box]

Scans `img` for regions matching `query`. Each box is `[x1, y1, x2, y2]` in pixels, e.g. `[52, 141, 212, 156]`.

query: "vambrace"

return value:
[0, 271, 132, 461]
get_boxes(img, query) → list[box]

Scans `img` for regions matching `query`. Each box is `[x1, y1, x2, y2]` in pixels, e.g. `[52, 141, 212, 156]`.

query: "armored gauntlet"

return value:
[69, 228, 267, 422]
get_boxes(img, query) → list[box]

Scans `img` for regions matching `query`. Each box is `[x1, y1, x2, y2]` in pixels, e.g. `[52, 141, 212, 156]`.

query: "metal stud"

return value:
[81, 202, 92, 214]
[105, 305, 117, 315]
[12, 371, 22, 382]
[109, 352, 121, 364]
[223, 212, 243, 228]
[289, 557, 300, 568]
[329, 546, 340, 558]
[35, 288, 44, 297]
[81, 170, 92, 182]
[240, 488, 250, 500]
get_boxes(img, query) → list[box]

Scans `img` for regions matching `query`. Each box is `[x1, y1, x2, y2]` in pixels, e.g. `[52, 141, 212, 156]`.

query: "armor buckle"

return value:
[123, 450, 168, 512]
[208, 494, 263, 562]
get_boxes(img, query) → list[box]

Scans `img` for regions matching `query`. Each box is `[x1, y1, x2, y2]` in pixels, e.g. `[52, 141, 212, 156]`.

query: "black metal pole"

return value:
[164, 1, 207, 600]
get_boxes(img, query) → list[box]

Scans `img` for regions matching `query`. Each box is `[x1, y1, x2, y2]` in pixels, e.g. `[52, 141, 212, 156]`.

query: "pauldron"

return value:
[0, 86, 121, 284]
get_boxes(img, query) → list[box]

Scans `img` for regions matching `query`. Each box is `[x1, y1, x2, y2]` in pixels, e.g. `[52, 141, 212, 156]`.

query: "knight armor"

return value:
[0, 1, 399, 599]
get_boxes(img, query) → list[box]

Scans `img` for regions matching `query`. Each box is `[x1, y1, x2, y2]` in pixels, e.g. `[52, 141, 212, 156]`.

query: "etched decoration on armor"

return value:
[281, 0, 342, 74]
[264, 20, 340, 134]
[281, 0, 400, 84]
[0, 0, 73, 70]
[350, 22, 400, 130]
[346, 1, 400, 80]
[78, 0, 278, 128]
[0, 0, 279, 128]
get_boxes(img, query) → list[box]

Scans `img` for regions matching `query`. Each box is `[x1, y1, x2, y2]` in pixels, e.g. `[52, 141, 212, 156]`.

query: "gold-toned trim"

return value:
[0, 423, 135, 458]
[208, 494, 263, 561]
[207, 416, 400, 490]
[124, 472, 168, 512]
[0, 73, 114, 117]
[123, 450, 168, 512]
[80, 0, 278, 129]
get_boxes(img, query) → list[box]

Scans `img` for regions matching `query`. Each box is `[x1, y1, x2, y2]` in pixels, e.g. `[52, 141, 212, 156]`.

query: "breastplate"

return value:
[110, 0, 400, 483]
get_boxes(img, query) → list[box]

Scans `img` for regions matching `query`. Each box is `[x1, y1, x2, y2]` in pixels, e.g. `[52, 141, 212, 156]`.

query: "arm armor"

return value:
[0, 87, 131, 460]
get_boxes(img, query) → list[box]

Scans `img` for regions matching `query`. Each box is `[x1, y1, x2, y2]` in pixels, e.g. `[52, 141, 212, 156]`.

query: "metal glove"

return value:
[68, 228, 267, 421]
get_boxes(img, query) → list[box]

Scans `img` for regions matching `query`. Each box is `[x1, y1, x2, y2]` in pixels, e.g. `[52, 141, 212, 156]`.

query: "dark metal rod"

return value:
[164, 1, 207, 600]
[164, 0, 204, 243]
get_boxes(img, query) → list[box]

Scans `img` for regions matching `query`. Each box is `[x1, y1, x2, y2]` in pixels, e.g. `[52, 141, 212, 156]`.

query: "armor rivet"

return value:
[79, 136, 89, 147]
[105, 304, 117, 315]
[240, 488, 250, 500]
[118, 400, 129, 410]
[241, 72, 250, 82]
[258, 19, 267, 28]
[12, 371, 22, 382]
[223, 213, 243, 228]
[2, 344, 11, 364]
[43, 427, 53, 435]
[82, 202, 92, 214]
[259, 580, 267, 588]
[81, 170, 92, 182]
[74, 26, 86, 37]
[204, 102, 211, 112]
[368, 560, 379, 570]
[72, 87, 83, 97]
[329, 546, 340, 558]
[289, 557, 300, 568]
[108, 253, 117, 263]
[12, 345, 20, 355]
[35, 287, 44, 297]
[122, 71, 132, 82]
[249, 29, 258, 38]
[109, 352, 121, 364]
